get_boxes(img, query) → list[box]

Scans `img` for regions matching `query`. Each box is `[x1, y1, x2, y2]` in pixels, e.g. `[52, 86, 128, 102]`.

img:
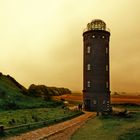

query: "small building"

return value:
[83, 19, 111, 112]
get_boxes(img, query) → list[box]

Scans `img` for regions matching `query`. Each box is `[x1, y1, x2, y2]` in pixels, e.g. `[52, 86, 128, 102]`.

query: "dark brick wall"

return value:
[83, 30, 111, 111]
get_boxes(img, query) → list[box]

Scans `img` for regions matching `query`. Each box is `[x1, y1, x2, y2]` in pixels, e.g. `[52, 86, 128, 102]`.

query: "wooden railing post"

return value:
[0, 125, 4, 135]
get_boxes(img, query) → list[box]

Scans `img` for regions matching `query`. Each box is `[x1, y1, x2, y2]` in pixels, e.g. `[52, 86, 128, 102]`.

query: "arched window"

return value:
[106, 65, 108, 71]
[93, 100, 97, 104]
[87, 64, 91, 70]
[87, 46, 91, 53]
[106, 48, 108, 54]
[103, 100, 106, 104]
[87, 81, 91, 87]
[106, 82, 109, 88]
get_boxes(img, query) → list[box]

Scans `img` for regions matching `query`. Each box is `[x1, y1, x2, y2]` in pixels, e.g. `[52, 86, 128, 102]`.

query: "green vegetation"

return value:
[0, 72, 80, 137]
[0, 107, 82, 138]
[112, 103, 140, 111]
[0, 73, 71, 110]
[118, 127, 140, 140]
[0, 107, 79, 127]
[71, 105, 140, 140]
[28, 84, 71, 99]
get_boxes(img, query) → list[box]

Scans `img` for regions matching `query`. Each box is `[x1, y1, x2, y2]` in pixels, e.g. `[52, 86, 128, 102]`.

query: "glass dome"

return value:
[84, 19, 110, 32]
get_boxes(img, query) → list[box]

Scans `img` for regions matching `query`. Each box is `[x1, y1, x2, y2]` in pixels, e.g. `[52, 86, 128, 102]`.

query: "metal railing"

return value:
[83, 27, 110, 33]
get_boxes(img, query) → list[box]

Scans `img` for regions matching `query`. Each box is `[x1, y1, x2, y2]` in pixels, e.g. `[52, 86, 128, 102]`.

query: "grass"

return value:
[0, 107, 82, 138]
[0, 107, 80, 127]
[0, 74, 65, 110]
[71, 106, 140, 140]
[118, 127, 140, 140]
[111, 103, 140, 111]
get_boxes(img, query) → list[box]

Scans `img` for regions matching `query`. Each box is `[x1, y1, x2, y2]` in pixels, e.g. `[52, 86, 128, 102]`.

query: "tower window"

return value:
[103, 100, 106, 104]
[87, 64, 91, 70]
[87, 81, 91, 87]
[92, 35, 95, 38]
[93, 100, 97, 104]
[106, 65, 108, 71]
[106, 82, 109, 88]
[102, 35, 105, 39]
[106, 48, 108, 54]
[87, 46, 91, 53]
[107, 101, 110, 103]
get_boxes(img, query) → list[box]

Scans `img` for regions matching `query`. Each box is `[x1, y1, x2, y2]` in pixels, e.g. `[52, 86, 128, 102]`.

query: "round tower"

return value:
[83, 19, 111, 112]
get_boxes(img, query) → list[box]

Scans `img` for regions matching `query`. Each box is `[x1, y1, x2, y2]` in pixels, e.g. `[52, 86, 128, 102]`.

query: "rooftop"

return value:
[83, 19, 110, 32]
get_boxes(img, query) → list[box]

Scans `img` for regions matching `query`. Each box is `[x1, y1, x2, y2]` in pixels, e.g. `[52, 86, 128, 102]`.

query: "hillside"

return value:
[0, 73, 64, 110]
[0, 72, 28, 95]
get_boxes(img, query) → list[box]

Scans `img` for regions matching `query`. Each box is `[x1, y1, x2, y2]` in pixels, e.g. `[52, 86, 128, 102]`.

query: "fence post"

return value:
[0, 125, 4, 135]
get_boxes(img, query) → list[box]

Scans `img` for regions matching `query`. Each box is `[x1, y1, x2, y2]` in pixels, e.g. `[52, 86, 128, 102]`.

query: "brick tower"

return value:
[83, 19, 111, 112]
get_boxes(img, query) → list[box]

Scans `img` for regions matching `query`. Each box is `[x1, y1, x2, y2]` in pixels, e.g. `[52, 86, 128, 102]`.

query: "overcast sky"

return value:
[0, 0, 140, 92]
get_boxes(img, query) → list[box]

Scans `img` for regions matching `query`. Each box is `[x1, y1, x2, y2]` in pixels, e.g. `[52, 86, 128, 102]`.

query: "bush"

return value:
[28, 84, 71, 99]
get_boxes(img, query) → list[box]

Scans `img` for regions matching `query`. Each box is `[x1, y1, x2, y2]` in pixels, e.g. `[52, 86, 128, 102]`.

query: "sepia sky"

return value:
[0, 0, 140, 93]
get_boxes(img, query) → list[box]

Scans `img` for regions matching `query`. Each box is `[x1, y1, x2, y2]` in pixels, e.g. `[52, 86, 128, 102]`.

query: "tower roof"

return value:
[83, 19, 110, 32]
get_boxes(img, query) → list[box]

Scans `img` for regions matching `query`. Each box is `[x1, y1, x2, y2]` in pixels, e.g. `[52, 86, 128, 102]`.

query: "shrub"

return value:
[28, 84, 71, 99]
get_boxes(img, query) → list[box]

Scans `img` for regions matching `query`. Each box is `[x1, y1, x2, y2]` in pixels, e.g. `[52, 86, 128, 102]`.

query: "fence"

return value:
[0, 111, 83, 136]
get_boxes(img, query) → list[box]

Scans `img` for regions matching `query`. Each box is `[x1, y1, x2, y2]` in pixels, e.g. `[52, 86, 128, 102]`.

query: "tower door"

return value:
[84, 99, 91, 111]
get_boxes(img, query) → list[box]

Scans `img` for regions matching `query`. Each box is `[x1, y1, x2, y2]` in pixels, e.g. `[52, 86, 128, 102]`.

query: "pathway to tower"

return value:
[7, 111, 96, 140]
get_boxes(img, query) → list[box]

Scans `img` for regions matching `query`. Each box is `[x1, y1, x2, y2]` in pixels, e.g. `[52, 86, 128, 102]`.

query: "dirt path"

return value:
[6, 111, 96, 140]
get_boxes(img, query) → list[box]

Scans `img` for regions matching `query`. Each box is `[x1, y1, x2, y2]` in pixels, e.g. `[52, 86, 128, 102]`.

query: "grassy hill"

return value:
[0, 73, 27, 97]
[0, 73, 62, 110]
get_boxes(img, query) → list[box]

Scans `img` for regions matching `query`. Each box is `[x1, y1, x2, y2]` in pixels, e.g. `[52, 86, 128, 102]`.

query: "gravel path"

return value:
[6, 112, 95, 140]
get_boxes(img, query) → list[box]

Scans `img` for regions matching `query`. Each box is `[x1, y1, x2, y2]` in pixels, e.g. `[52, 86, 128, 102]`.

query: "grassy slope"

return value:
[0, 74, 59, 110]
[0, 107, 79, 127]
[71, 105, 140, 140]
[0, 75, 25, 97]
